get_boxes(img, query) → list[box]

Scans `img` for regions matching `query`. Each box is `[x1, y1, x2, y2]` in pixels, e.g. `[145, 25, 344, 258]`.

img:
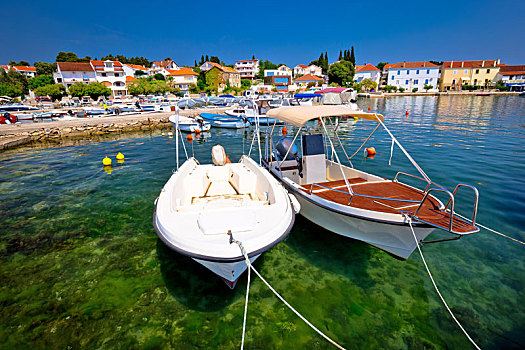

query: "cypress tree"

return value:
[324, 52, 328, 73]
[205, 55, 209, 62]
[194, 60, 197, 67]
[350, 46, 355, 66]
[200, 55, 204, 65]
[344, 49, 349, 61]
[339, 50, 342, 61]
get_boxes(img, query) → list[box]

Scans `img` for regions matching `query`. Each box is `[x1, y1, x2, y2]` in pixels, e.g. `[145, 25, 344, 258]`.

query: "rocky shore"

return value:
[0, 108, 228, 152]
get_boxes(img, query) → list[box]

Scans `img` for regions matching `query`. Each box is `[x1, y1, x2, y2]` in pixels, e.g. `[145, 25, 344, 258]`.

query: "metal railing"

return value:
[414, 188, 456, 232]
[446, 184, 479, 226]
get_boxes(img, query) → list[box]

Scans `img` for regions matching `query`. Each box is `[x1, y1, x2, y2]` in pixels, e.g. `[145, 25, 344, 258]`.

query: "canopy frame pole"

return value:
[320, 117, 354, 201]
[375, 115, 431, 183]
[327, 116, 353, 168]
[278, 126, 302, 170]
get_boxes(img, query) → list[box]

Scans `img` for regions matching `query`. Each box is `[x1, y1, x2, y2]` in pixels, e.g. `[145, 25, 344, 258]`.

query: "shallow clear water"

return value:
[0, 95, 524, 349]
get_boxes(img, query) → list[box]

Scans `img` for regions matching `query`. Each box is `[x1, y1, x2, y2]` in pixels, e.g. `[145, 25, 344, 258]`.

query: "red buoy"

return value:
[405, 110, 409, 116]
[368, 106, 371, 111]
[282, 126, 287, 135]
[366, 147, 376, 156]
[187, 134, 193, 142]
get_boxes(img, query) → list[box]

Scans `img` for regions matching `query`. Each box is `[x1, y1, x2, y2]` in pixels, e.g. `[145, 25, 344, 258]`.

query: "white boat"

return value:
[264, 105, 480, 259]
[154, 116, 298, 288]
[169, 114, 211, 133]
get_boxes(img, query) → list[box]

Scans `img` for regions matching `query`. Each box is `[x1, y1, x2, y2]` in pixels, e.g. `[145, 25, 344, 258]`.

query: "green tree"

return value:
[328, 61, 354, 86]
[412, 87, 418, 92]
[429, 60, 443, 66]
[153, 73, 165, 81]
[134, 70, 147, 77]
[8, 60, 30, 66]
[0, 70, 29, 94]
[68, 82, 87, 97]
[205, 55, 209, 62]
[360, 78, 377, 92]
[255, 60, 278, 79]
[28, 75, 54, 90]
[0, 83, 22, 97]
[241, 79, 251, 88]
[34, 62, 56, 75]
[189, 83, 199, 94]
[376, 62, 388, 71]
[84, 82, 111, 100]
[210, 56, 220, 64]
[338, 50, 343, 61]
[383, 85, 397, 92]
[424, 84, 433, 91]
[55, 51, 90, 62]
[398, 87, 405, 92]
[200, 55, 204, 65]
[34, 84, 66, 101]
[350, 46, 355, 66]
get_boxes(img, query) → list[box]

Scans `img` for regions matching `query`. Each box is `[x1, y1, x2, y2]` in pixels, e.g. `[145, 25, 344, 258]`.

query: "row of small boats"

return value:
[155, 104, 481, 288]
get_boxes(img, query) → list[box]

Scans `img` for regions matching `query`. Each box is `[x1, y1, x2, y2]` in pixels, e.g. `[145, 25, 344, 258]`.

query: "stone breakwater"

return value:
[0, 108, 228, 151]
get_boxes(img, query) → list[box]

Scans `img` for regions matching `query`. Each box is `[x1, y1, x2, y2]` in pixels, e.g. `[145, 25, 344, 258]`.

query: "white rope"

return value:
[451, 211, 525, 246]
[405, 215, 482, 350]
[229, 236, 345, 350]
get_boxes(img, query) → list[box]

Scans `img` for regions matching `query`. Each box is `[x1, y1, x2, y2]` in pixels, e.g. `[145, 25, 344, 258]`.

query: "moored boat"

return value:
[200, 113, 250, 129]
[169, 114, 211, 133]
[264, 105, 480, 259]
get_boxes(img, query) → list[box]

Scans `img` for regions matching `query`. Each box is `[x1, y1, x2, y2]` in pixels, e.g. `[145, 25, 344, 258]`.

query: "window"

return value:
[416, 70, 419, 74]
[115, 73, 119, 77]
[454, 70, 457, 75]
[397, 70, 400, 75]
[464, 69, 468, 74]
[425, 79, 429, 84]
[405, 80, 409, 84]
[105, 62, 112, 68]
[486, 69, 490, 74]
[475, 69, 479, 74]
[414, 79, 419, 84]
[427, 69, 430, 74]
[406, 70, 409, 74]
[102, 73, 107, 77]
[391, 75, 395, 80]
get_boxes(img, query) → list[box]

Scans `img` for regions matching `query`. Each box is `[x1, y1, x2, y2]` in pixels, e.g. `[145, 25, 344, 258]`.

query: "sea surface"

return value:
[0, 95, 524, 349]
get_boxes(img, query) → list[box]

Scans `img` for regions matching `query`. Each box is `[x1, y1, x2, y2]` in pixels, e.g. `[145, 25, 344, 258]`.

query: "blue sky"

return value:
[1, 0, 523, 66]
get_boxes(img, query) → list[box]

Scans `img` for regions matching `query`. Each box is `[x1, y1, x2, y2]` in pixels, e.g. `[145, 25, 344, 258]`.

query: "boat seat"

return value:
[230, 165, 257, 195]
[205, 166, 237, 197]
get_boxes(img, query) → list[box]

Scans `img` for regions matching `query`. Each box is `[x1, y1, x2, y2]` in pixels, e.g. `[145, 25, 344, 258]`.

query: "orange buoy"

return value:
[318, 118, 322, 125]
[194, 128, 201, 134]
[282, 126, 287, 135]
[368, 106, 371, 111]
[405, 110, 409, 116]
[366, 147, 376, 156]
[187, 134, 193, 142]
[226, 155, 231, 164]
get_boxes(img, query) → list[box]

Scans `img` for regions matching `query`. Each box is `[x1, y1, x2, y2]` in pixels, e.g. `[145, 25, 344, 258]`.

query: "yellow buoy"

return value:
[116, 152, 125, 161]
[104, 166, 113, 174]
[102, 156, 112, 166]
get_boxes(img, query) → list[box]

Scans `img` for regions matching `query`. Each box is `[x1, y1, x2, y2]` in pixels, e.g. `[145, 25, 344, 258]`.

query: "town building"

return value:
[264, 75, 292, 92]
[234, 59, 259, 80]
[440, 59, 501, 90]
[204, 64, 241, 91]
[293, 64, 322, 78]
[11, 66, 36, 78]
[264, 65, 293, 77]
[53, 62, 97, 89]
[90, 60, 127, 97]
[354, 63, 381, 87]
[384, 61, 440, 91]
[200, 61, 222, 71]
[496, 64, 525, 91]
[294, 74, 325, 87]
[122, 64, 150, 77]
[166, 68, 199, 92]
[150, 60, 179, 75]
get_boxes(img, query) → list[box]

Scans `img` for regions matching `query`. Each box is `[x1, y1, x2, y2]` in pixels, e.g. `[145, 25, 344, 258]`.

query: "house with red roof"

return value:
[53, 62, 97, 88]
[90, 60, 127, 97]
[496, 64, 525, 91]
[294, 74, 325, 87]
[122, 64, 150, 77]
[440, 59, 501, 90]
[11, 66, 36, 78]
[151, 60, 179, 75]
[166, 68, 200, 92]
[384, 61, 440, 91]
[293, 64, 322, 78]
[234, 59, 259, 80]
[354, 63, 381, 87]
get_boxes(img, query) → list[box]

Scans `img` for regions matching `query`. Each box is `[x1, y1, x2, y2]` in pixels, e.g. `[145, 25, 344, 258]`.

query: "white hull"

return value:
[193, 254, 260, 288]
[293, 189, 434, 259]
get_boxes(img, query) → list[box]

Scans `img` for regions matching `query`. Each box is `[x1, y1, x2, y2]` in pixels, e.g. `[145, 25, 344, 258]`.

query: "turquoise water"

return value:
[0, 95, 524, 349]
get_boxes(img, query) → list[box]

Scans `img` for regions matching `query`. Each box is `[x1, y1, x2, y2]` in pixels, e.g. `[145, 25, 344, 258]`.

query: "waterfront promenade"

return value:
[0, 107, 229, 151]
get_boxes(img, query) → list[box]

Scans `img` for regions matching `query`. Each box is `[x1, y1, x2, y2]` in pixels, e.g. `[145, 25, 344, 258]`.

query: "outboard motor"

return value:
[275, 137, 298, 161]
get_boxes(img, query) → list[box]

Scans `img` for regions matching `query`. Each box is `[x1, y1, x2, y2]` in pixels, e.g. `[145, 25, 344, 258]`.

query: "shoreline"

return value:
[359, 90, 521, 97]
[0, 108, 229, 152]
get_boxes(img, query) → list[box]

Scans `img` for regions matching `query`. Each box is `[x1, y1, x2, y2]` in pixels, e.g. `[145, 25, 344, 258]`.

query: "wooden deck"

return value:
[300, 178, 477, 233]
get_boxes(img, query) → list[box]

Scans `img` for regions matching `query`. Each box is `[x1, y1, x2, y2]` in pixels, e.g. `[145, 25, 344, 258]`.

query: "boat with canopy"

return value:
[263, 105, 480, 259]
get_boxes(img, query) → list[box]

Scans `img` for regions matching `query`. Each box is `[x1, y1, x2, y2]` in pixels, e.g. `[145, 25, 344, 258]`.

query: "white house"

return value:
[234, 59, 259, 80]
[11, 66, 36, 78]
[384, 61, 440, 91]
[122, 64, 150, 77]
[166, 68, 199, 92]
[53, 62, 96, 89]
[294, 64, 322, 78]
[264, 65, 292, 77]
[150, 60, 179, 76]
[496, 65, 525, 91]
[354, 63, 381, 86]
[90, 60, 127, 96]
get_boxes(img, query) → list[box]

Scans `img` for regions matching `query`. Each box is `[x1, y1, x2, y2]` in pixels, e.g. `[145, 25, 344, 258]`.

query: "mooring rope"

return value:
[450, 211, 525, 246]
[405, 215, 482, 350]
[228, 233, 346, 350]
[348, 122, 380, 160]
